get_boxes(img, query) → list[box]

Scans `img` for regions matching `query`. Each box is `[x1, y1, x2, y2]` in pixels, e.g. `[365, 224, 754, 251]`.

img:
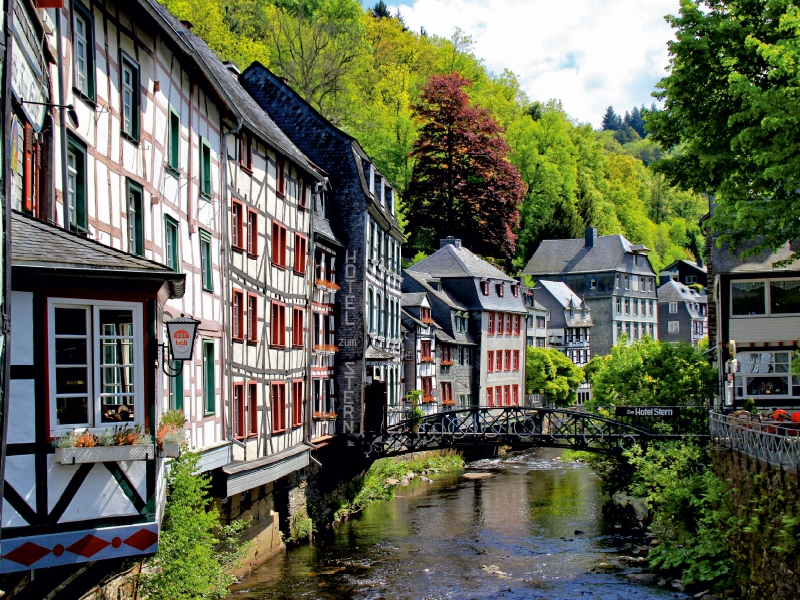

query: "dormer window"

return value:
[496, 283, 504, 297]
[421, 307, 432, 324]
[482, 281, 490, 295]
[511, 284, 519, 297]
[634, 255, 639, 266]
[590, 279, 596, 289]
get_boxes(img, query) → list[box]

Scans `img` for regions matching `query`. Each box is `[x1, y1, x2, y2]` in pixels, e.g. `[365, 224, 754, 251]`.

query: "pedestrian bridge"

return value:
[365, 405, 709, 458]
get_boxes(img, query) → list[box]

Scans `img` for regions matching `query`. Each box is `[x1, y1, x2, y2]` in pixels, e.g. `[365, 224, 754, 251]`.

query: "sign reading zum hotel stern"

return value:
[614, 406, 680, 418]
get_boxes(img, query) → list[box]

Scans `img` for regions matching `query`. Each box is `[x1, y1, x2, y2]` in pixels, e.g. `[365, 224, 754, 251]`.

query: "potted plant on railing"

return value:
[52, 424, 154, 464]
[405, 390, 425, 434]
[157, 409, 186, 457]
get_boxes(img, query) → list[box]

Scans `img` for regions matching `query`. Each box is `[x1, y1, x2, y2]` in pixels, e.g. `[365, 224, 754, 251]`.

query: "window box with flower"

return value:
[441, 399, 456, 406]
[52, 424, 154, 464]
[421, 356, 435, 363]
[315, 279, 340, 291]
[314, 344, 339, 354]
[440, 360, 454, 367]
[421, 395, 436, 404]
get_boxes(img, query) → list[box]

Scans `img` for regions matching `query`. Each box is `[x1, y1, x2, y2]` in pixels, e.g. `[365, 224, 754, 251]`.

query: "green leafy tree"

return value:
[141, 451, 248, 599]
[588, 337, 716, 406]
[525, 347, 583, 407]
[648, 0, 800, 265]
[405, 72, 526, 259]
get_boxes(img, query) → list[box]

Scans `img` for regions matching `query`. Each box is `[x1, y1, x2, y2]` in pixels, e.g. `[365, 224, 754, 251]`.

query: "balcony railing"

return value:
[709, 411, 800, 470]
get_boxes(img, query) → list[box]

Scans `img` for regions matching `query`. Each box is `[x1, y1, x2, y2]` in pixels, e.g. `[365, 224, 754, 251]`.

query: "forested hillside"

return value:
[163, 0, 707, 273]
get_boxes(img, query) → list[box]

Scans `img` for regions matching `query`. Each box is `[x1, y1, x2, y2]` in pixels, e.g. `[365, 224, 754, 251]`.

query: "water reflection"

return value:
[229, 449, 685, 600]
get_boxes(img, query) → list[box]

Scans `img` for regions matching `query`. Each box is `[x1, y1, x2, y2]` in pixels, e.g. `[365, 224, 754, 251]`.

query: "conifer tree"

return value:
[405, 72, 526, 260]
[601, 106, 622, 131]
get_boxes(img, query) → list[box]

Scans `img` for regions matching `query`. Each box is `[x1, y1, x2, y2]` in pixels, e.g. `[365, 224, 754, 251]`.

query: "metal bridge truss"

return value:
[366, 406, 710, 458]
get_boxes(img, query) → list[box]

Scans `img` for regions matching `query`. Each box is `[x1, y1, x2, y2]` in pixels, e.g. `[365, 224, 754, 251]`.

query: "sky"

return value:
[388, 0, 681, 128]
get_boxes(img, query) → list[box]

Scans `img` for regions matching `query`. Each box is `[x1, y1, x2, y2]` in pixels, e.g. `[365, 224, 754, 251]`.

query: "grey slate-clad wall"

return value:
[240, 64, 403, 435]
[657, 280, 707, 346]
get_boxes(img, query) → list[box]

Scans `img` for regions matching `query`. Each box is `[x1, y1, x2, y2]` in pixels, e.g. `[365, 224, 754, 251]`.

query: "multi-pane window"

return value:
[512, 385, 519, 405]
[272, 222, 287, 267]
[482, 281, 490, 295]
[505, 314, 512, 334]
[234, 382, 245, 438]
[248, 294, 258, 342]
[441, 382, 452, 403]
[420, 339, 432, 360]
[504, 350, 511, 371]
[121, 55, 139, 139]
[292, 381, 303, 428]
[292, 307, 304, 347]
[247, 210, 258, 256]
[232, 290, 244, 340]
[203, 341, 215, 414]
[200, 230, 213, 291]
[169, 361, 183, 411]
[67, 136, 87, 232]
[514, 315, 521, 335]
[127, 180, 143, 256]
[271, 382, 286, 432]
[271, 302, 286, 346]
[50, 302, 142, 430]
[277, 161, 286, 196]
[73, 5, 94, 99]
[735, 352, 794, 397]
[667, 321, 679, 333]
[496, 284, 505, 297]
[495, 352, 502, 372]
[294, 234, 307, 274]
[299, 180, 308, 209]
[231, 201, 243, 249]
[513, 350, 520, 370]
[731, 280, 800, 316]
[669, 302, 678, 313]
[164, 216, 179, 271]
[239, 132, 252, 171]
[168, 108, 180, 173]
[248, 382, 258, 435]
[486, 388, 493, 407]
[488, 313, 495, 335]
[487, 350, 494, 372]
[200, 139, 212, 198]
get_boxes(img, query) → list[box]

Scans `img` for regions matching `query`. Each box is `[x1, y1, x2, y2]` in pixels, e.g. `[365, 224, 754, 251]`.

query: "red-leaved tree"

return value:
[405, 72, 526, 260]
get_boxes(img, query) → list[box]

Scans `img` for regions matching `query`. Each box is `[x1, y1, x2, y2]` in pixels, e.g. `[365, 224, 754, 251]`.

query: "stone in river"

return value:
[463, 472, 493, 479]
[627, 573, 657, 585]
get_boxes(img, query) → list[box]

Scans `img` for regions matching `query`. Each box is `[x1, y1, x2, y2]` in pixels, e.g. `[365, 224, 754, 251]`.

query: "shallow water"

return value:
[228, 449, 686, 600]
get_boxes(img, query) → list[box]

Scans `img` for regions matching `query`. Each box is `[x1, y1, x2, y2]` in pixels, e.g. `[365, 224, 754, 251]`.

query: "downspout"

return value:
[56, 9, 69, 229]
[222, 119, 244, 451]
[304, 181, 318, 451]
[0, 0, 14, 548]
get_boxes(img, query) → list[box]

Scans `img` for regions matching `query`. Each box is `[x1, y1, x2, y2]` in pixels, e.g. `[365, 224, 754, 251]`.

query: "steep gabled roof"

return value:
[657, 279, 708, 304]
[401, 293, 428, 307]
[660, 259, 707, 274]
[536, 280, 586, 311]
[408, 244, 511, 280]
[524, 234, 654, 276]
[403, 270, 468, 311]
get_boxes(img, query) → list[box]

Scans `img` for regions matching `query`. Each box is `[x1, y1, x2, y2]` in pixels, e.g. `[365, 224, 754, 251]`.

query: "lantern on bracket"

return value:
[160, 314, 200, 377]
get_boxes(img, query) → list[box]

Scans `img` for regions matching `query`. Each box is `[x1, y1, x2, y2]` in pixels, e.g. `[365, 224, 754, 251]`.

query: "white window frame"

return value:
[730, 278, 800, 318]
[734, 351, 794, 398]
[74, 13, 89, 95]
[686, 275, 697, 284]
[48, 298, 145, 436]
[669, 302, 678, 313]
[668, 321, 679, 333]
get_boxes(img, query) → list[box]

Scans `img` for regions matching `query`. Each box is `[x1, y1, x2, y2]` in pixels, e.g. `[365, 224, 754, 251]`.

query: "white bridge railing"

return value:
[709, 411, 800, 470]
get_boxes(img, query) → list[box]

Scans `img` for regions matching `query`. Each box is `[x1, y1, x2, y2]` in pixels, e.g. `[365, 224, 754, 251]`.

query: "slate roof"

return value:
[409, 244, 512, 280]
[401, 293, 428, 307]
[402, 271, 468, 311]
[661, 259, 707, 274]
[12, 211, 184, 297]
[524, 234, 654, 276]
[658, 279, 708, 305]
[711, 238, 800, 274]
[532, 280, 592, 328]
[313, 218, 341, 246]
[536, 280, 585, 310]
[365, 345, 395, 360]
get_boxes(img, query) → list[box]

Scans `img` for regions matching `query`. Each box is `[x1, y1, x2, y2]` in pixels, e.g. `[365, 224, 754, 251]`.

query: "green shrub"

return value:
[140, 451, 248, 599]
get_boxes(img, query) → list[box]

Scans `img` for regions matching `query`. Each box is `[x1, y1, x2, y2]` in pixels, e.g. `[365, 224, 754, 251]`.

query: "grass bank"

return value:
[316, 450, 464, 525]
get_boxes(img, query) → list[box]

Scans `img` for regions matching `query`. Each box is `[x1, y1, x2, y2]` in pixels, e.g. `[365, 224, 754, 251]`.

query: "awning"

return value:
[222, 447, 310, 497]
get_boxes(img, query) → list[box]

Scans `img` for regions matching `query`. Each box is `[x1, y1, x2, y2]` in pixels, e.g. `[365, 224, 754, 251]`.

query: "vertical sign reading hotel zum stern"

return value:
[336, 249, 362, 434]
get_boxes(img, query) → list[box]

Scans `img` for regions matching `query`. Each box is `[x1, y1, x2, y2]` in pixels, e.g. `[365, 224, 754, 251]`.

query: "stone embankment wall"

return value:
[711, 448, 800, 600]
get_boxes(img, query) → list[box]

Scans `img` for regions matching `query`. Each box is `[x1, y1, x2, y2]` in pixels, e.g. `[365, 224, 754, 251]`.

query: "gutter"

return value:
[221, 118, 243, 452]
[55, 11, 69, 230]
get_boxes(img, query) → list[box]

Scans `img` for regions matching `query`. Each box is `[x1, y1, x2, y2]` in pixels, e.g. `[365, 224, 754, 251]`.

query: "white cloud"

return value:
[390, 0, 679, 127]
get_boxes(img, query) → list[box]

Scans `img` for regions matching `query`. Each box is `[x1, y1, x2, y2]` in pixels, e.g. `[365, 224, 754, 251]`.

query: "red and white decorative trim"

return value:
[0, 522, 158, 573]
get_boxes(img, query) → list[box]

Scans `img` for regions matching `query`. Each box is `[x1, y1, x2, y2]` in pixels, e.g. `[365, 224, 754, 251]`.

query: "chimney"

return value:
[697, 256, 704, 268]
[223, 61, 240, 78]
[180, 20, 193, 30]
[440, 237, 461, 249]
[585, 226, 597, 248]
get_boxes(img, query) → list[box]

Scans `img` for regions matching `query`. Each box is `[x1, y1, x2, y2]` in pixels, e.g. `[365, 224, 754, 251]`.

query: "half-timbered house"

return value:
[240, 64, 404, 438]
[0, 211, 184, 573]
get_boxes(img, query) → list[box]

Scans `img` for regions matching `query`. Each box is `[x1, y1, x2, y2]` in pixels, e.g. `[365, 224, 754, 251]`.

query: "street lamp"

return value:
[161, 314, 200, 376]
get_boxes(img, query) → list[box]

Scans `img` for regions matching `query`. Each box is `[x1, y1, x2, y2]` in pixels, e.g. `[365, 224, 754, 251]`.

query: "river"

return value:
[228, 449, 687, 599]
